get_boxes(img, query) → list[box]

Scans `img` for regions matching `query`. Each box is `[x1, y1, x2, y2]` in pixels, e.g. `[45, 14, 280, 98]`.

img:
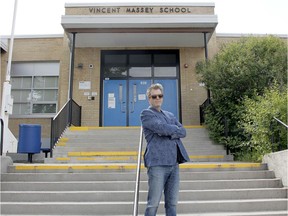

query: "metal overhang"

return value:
[61, 14, 218, 47]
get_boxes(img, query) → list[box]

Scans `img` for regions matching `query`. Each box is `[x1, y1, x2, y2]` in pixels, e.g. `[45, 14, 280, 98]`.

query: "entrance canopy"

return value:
[61, 13, 218, 48]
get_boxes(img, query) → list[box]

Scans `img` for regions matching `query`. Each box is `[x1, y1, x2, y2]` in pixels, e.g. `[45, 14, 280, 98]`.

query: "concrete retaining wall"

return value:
[1, 156, 13, 173]
[263, 150, 288, 187]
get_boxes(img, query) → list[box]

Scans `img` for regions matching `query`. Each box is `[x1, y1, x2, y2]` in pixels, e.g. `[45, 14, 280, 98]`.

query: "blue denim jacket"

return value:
[140, 106, 190, 167]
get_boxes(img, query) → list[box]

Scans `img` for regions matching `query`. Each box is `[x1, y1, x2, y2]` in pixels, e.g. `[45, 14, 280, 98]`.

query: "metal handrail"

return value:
[52, 99, 70, 121]
[270, 117, 288, 152]
[199, 98, 211, 125]
[133, 126, 144, 216]
[0, 118, 4, 156]
[273, 117, 288, 128]
[50, 99, 81, 157]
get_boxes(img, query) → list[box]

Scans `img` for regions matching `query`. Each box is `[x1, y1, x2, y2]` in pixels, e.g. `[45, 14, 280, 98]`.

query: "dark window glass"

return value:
[104, 54, 126, 66]
[154, 54, 177, 66]
[103, 66, 127, 78]
[33, 104, 56, 113]
[129, 54, 152, 77]
[129, 54, 151, 66]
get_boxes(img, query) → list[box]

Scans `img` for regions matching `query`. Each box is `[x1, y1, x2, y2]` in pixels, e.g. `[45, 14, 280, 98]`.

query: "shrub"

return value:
[196, 36, 287, 161]
[238, 84, 287, 161]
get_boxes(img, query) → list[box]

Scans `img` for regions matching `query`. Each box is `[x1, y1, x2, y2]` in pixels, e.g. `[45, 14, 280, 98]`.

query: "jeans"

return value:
[145, 164, 180, 216]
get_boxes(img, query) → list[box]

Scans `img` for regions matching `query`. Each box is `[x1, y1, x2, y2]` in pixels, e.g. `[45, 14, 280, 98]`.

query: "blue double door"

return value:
[103, 79, 179, 126]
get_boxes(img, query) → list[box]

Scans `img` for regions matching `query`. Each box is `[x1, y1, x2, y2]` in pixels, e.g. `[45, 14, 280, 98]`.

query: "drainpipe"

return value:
[203, 32, 211, 102]
[69, 32, 76, 126]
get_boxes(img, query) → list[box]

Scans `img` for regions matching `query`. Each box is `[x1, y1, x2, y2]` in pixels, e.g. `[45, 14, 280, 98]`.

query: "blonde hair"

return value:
[146, 83, 164, 97]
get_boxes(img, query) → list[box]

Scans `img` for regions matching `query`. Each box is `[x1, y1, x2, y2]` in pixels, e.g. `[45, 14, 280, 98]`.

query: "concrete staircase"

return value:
[1, 126, 287, 215]
[46, 126, 233, 163]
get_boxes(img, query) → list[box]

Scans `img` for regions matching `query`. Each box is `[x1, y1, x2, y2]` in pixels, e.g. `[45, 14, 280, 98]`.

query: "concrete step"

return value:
[52, 146, 225, 152]
[1, 212, 288, 216]
[53, 147, 230, 157]
[2, 188, 287, 202]
[7, 162, 268, 173]
[59, 137, 215, 143]
[1, 179, 282, 191]
[54, 144, 218, 152]
[2, 126, 286, 216]
[58, 138, 215, 145]
[0, 170, 276, 182]
[64, 126, 207, 135]
[45, 156, 233, 163]
[60, 127, 215, 145]
[45, 153, 233, 163]
[56, 143, 224, 151]
[1, 199, 287, 215]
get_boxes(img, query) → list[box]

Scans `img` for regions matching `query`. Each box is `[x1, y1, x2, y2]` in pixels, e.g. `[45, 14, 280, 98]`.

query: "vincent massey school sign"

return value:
[88, 7, 196, 14]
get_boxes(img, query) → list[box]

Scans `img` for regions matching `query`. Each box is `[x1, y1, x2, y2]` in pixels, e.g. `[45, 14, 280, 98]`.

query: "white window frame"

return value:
[10, 61, 60, 118]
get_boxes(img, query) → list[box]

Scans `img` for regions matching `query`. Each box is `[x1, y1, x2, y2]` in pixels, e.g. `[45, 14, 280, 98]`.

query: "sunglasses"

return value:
[150, 94, 163, 99]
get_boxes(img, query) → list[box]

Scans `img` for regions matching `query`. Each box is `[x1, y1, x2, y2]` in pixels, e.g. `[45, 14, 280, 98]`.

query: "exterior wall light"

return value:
[77, 63, 83, 69]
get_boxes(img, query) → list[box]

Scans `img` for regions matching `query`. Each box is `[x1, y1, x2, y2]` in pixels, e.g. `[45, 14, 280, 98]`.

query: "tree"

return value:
[196, 36, 287, 160]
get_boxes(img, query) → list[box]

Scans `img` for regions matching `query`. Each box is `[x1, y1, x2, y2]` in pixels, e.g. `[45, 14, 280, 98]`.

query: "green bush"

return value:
[238, 85, 287, 161]
[196, 36, 287, 161]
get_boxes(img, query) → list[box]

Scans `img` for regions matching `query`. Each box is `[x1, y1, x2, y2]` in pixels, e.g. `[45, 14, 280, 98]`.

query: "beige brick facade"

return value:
[2, 36, 215, 138]
[1, 37, 66, 139]
[72, 47, 101, 126]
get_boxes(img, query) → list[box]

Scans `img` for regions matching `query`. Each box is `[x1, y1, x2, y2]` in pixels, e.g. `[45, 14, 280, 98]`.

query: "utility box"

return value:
[17, 124, 41, 163]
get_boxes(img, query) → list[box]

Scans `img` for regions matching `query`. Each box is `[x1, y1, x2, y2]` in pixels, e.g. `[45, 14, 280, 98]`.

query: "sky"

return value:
[0, 0, 287, 36]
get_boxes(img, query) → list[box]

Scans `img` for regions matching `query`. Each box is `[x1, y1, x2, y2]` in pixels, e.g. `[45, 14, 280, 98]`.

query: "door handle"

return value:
[131, 84, 137, 113]
[119, 84, 125, 113]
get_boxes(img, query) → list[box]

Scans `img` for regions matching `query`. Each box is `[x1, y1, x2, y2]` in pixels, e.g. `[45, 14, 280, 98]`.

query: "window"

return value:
[102, 51, 178, 79]
[129, 54, 152, 77]
[154, 54, 177, 77]
[103, 54, 127, 78]
[10, 62, 59, 116]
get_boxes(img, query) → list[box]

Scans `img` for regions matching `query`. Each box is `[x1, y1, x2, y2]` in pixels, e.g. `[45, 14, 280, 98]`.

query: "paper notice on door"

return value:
[108, 94, 116, 109]
[138, 94, 146, 101]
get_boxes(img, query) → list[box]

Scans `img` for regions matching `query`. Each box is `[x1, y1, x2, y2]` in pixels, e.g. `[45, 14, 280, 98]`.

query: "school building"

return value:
[0, 2, 286, 147]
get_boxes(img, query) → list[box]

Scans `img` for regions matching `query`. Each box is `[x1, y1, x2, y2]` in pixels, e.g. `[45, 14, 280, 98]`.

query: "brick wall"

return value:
[6, 36, 66, 138]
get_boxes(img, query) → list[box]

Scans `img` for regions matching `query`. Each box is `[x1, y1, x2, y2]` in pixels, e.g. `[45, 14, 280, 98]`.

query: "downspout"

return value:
[69, 32, 76, 126]
[203, 32, 211, 101]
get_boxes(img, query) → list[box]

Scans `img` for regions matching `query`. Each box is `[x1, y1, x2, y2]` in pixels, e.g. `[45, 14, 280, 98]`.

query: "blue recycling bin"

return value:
[18, 124, 41, 162]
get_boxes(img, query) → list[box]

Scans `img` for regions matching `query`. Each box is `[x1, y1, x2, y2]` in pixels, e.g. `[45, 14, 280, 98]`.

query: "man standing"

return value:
[140, 83, 190, 216]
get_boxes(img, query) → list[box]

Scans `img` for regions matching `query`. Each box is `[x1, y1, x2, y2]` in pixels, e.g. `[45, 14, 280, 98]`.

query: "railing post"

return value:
[270, 121, 275, 152]
[203, 32, 211, 101]
[68, 32, 76, 126]
[69, 99, 72, 126]
[0, 118, 4, 156]
[133, 127, 144, 216]
[50, 117, 54, 158]
[224, 116, 230, 155]
[79, 105, 82, 126]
